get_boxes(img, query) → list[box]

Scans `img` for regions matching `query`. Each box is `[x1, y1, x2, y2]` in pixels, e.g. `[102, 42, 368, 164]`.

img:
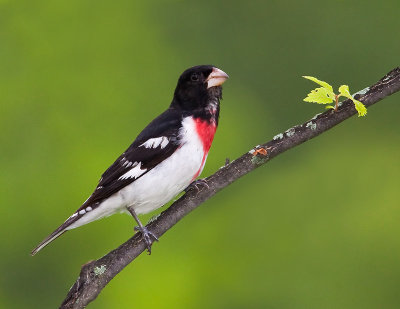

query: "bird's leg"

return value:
[185, 178, 210, 193]
[127, 206, 158, 254]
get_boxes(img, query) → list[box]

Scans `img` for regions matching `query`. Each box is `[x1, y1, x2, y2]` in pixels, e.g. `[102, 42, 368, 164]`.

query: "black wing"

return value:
[79, 107, 182, 209]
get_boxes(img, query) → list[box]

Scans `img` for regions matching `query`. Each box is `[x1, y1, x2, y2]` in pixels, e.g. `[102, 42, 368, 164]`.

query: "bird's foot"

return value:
[185, 178, 210, 193]
[134, 226, 159, 255]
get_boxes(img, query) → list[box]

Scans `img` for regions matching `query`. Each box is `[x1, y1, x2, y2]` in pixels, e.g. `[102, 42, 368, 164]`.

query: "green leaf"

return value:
[303, 87, 335, 104]
[302, 76, 367, 117]
[303, 76, 334, 93]
[352, 99, 367, 117]
[339, 84, 367, 117]
[325, 105, 335, 109]
[338, 84, 352, 99]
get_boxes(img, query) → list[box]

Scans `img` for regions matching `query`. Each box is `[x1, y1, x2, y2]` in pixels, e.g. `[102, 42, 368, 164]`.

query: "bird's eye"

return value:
[190, 73, 199, 82]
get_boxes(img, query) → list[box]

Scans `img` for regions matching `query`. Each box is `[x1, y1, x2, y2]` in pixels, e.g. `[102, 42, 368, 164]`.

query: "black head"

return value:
[171, 65, 229, 111]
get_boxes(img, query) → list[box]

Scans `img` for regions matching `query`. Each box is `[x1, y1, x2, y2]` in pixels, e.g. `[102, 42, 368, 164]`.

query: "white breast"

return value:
[121, 116, 205, 214]
[67, 117, 205, 230]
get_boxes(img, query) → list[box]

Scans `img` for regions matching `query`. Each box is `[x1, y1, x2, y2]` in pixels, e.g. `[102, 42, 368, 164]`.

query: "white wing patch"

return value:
[121, 157, 134, 168]
[140, 136, 169, 149]
[118, 162, 147, 180]
[69, 205, 94, 219]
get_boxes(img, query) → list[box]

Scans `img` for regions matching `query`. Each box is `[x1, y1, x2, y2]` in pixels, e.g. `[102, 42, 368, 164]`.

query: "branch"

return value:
[60, 67, 400, 308]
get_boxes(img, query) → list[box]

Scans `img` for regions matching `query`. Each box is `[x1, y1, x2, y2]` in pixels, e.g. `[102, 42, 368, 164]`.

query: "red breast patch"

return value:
[191, 118, 217, 181]
[194, 118, 217, 153]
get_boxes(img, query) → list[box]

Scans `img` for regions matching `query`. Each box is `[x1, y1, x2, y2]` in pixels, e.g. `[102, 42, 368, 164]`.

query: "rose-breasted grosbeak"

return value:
[31, 65, 228, 255]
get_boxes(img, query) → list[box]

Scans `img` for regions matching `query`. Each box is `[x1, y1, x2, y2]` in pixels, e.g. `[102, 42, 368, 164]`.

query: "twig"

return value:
[60, 67, 400, 308]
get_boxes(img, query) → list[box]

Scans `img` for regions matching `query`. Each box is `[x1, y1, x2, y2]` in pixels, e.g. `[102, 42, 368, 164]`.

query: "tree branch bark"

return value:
[60, 67, 400, 308]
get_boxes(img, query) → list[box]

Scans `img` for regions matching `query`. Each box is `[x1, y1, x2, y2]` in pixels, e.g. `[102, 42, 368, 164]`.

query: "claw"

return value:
[134, 226, 159, 254]
[185, 178, 209, 192]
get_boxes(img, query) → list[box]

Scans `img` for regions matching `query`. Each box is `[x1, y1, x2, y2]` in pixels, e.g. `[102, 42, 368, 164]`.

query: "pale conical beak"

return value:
[206, 67, 229, 89]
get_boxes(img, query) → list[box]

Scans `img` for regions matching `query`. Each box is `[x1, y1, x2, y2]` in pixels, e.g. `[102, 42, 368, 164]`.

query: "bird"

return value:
[31, 65, 229, 256]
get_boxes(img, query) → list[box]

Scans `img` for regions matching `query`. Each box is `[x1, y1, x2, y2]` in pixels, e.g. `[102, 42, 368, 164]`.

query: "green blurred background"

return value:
[1, 0, 400, 308]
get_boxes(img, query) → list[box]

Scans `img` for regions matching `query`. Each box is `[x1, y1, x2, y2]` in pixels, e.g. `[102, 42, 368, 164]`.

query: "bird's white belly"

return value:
[120, 138, 204, 214]
[67, 117, 206, 229]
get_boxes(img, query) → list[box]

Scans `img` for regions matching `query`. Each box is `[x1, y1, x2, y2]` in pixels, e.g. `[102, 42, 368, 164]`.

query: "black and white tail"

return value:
[31, 216, 79, 256]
